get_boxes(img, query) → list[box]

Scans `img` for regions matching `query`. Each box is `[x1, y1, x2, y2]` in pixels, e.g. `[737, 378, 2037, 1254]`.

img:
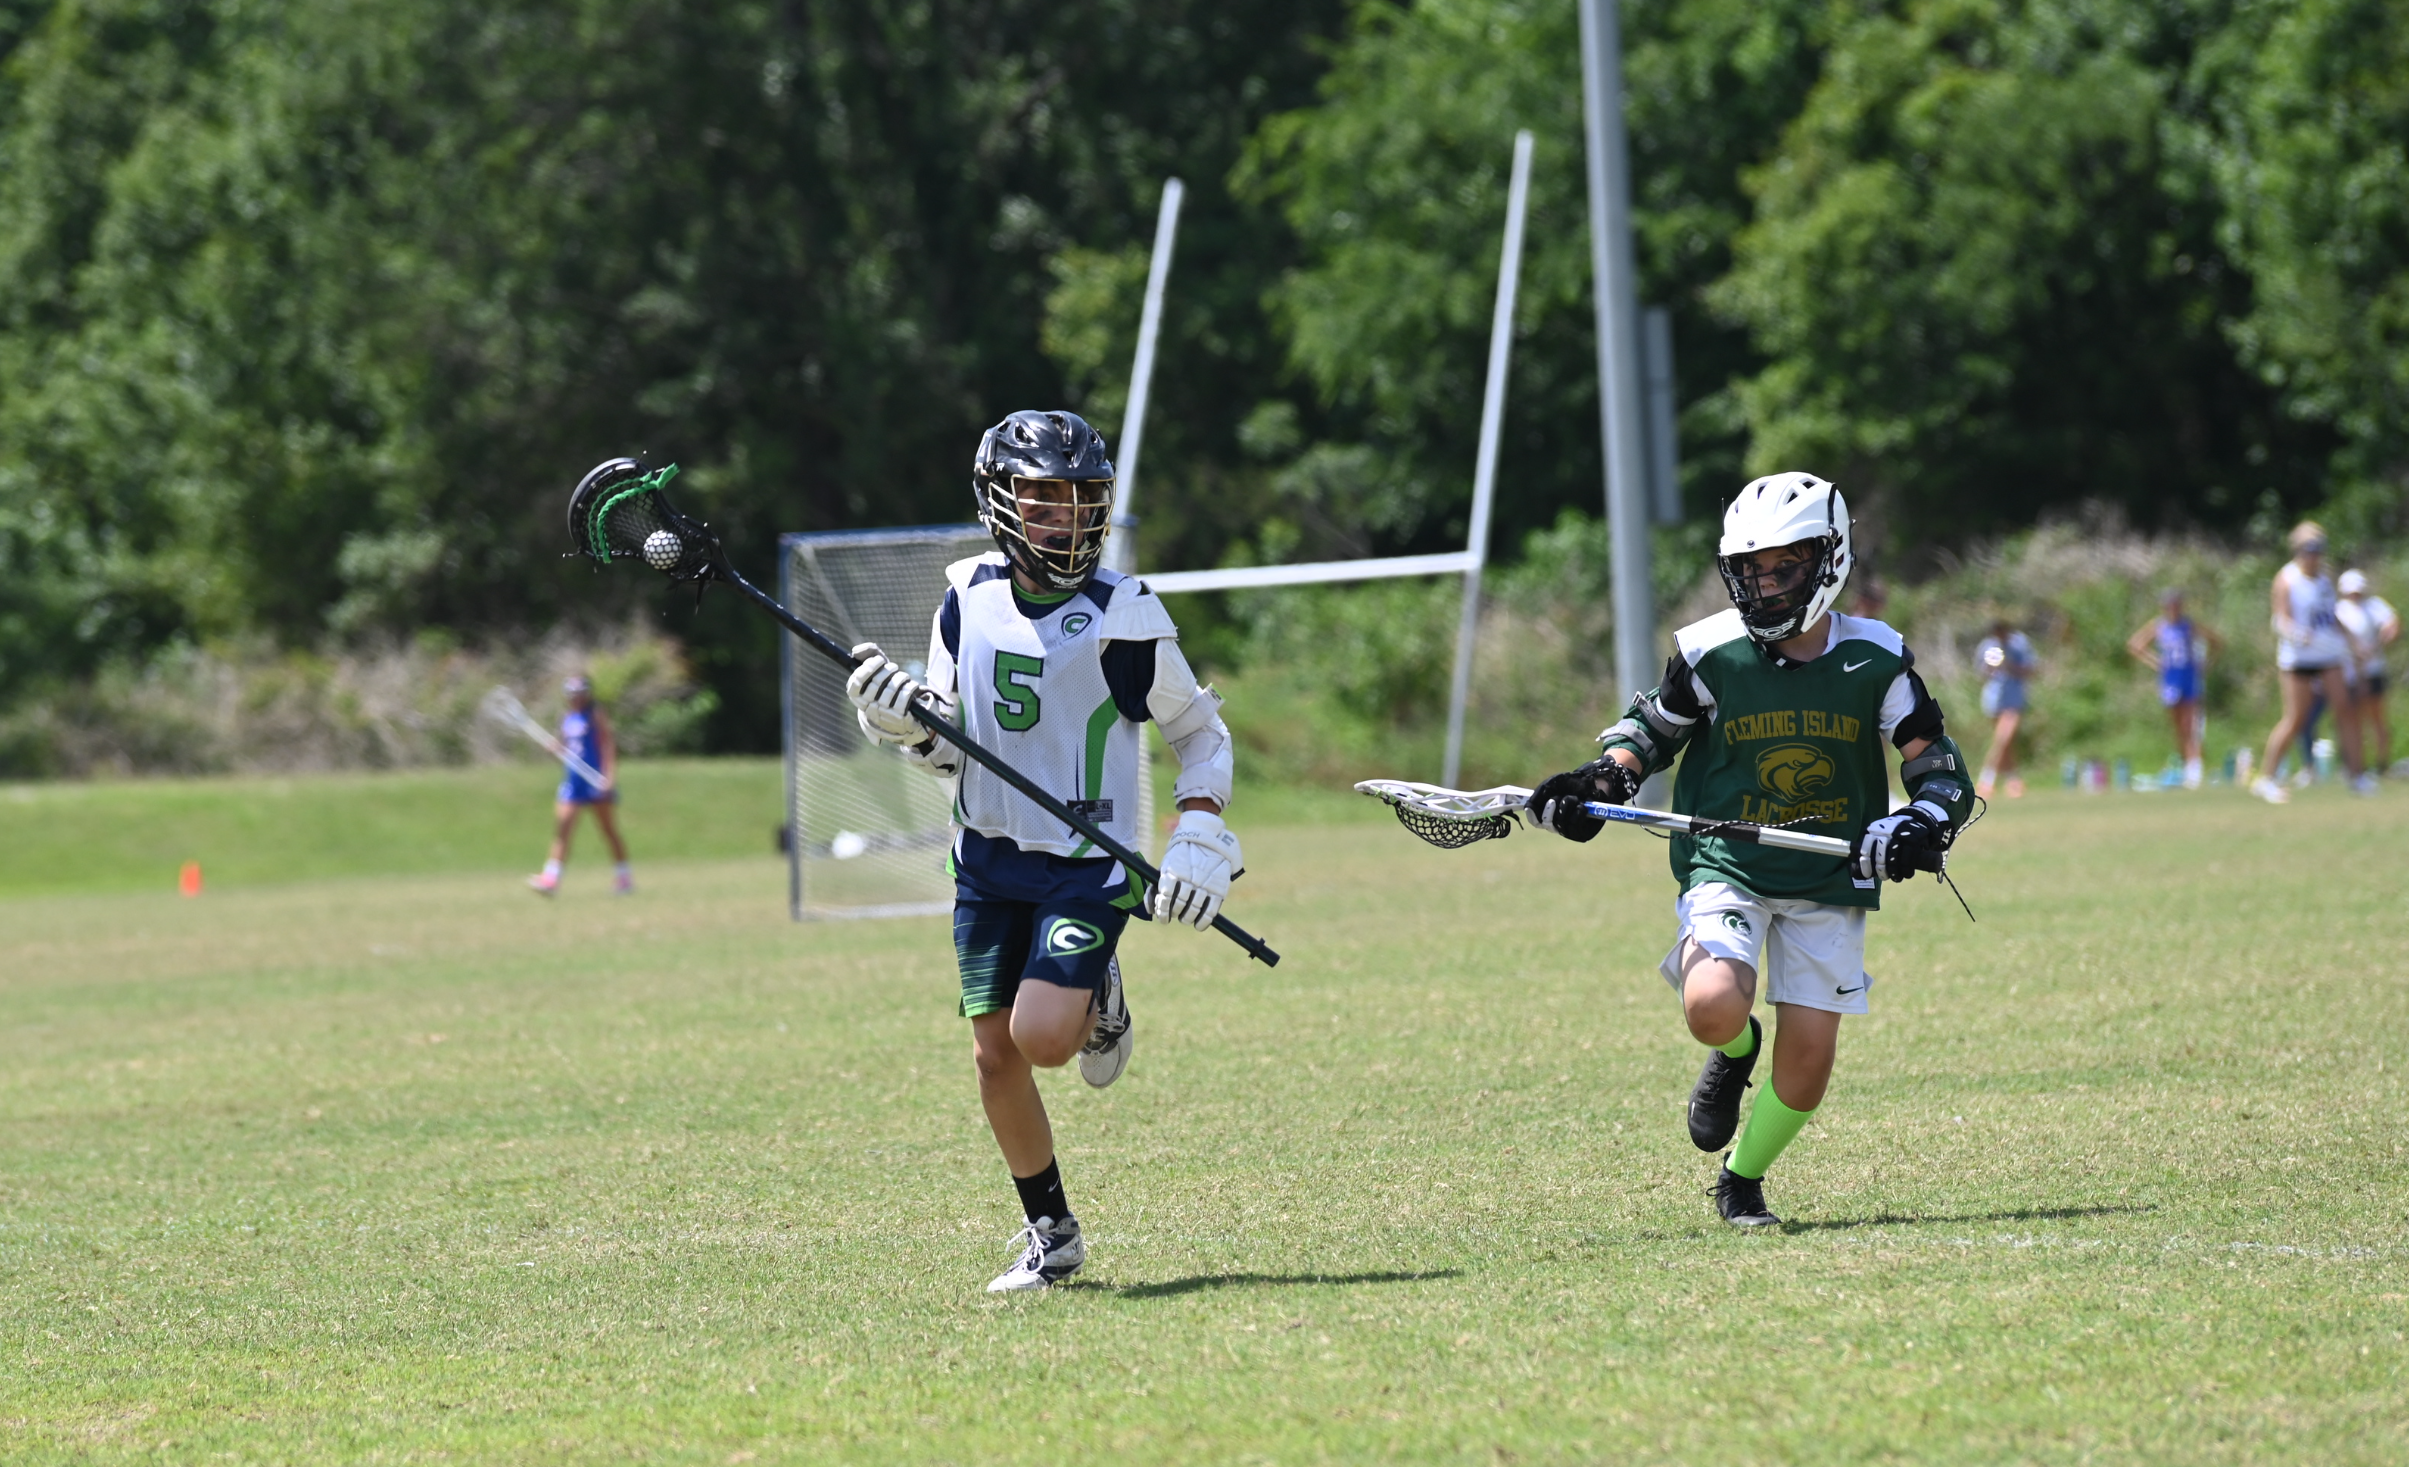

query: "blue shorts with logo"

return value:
[950, 829, 1143, 1018]
[2160, 665, 2203, 706]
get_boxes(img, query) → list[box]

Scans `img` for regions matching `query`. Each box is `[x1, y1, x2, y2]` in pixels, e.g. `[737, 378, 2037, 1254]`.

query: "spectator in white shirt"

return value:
[2338, 568, 2400, 775]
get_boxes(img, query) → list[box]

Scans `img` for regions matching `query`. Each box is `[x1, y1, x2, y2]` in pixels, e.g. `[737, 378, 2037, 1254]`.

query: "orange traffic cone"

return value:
[179, 861, 202, 898]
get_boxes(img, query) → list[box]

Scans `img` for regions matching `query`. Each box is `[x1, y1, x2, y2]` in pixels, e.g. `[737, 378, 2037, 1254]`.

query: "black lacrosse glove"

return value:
[1853, 800, 1953, 882]
[1524, 757, 1640, 842]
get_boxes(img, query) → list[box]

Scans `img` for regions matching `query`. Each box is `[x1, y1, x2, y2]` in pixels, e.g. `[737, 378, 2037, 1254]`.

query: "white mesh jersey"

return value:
[923, 554, 1169, 860]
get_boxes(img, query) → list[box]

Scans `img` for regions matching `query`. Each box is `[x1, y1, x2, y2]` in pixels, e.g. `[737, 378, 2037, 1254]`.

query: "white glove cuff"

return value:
[1166, 808, 1240, 867]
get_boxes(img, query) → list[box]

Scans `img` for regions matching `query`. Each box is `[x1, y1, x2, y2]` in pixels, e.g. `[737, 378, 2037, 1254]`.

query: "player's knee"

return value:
[1684, 993, 1751, 1047]
[970, 1023, 1025, 1085]
[1011, 1023, 1082, 1069]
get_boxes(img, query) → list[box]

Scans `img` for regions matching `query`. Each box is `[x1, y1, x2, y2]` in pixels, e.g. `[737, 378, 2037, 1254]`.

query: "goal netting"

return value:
[779, 526, 1156, 920]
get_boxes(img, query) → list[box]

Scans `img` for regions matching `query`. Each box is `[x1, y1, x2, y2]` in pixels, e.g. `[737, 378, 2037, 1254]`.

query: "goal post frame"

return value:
[779, 523, 997, 922]
[1140, 130, 1534, 793]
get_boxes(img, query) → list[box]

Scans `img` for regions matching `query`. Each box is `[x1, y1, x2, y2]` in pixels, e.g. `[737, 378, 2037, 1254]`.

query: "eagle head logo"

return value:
[1756, 743, 1837, 802]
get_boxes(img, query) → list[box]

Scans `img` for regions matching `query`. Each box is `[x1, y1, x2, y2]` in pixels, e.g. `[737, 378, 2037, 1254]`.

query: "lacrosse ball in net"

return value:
[830, 830, 869, 860]
[643, 529, 685, 571]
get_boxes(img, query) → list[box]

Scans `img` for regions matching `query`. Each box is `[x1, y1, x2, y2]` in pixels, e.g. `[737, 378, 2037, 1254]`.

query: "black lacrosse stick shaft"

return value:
[712, 566, 1282, 967]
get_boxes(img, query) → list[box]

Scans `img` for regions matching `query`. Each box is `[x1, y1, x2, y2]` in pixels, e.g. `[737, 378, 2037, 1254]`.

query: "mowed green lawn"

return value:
[1, 773, 2403, 1464]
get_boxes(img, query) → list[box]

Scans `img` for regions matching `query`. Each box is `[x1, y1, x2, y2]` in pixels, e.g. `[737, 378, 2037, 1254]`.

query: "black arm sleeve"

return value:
[1101, 639, 1156, 723]
[1596, 652, 1709, 776]
[1891, 662, 1946, 749]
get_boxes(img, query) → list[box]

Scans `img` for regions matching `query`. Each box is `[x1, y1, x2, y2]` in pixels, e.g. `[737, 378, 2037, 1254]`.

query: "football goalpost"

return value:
[781, 129, 1655, 920]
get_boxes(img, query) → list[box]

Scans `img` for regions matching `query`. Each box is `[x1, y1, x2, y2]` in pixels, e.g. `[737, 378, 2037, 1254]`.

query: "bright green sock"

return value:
[1716, 1015, 1758, 1060]
[1728, 1088, 1813, 1179]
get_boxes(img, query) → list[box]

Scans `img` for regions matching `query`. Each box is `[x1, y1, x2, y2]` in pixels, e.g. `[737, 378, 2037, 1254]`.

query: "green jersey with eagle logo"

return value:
[1600, 608, 1942, 909]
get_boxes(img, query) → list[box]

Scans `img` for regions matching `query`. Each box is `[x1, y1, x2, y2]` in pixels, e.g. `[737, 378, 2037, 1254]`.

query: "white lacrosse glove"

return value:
[845, 642, 928, 746]
[1152, 808, 1242, 930]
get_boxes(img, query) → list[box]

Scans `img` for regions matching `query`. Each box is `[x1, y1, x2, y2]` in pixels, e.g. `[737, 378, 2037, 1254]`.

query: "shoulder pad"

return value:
[1827, 613, 1906, 657]
[1099, 578, 1179, 641]
[1675, 609, 1750, 665]
[945, 553, 1011, 593]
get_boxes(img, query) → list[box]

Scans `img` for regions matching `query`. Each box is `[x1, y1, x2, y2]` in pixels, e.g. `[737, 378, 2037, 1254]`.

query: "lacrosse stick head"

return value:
[567, 458, 719, 582]
[1354, 779, 1526, 849]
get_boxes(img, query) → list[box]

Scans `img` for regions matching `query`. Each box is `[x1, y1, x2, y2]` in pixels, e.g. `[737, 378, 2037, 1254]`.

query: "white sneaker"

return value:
[2252, 777, 2291, 805]
[2352, 772, 2381, 797]
[986, 1215, 1085, 1292]
[1078, 957, 1132, 1089]
[2183, 760, 2203, 790]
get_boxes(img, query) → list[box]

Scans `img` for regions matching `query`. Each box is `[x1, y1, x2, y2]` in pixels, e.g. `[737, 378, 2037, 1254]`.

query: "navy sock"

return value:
[1013, 1158, 1071, 1225]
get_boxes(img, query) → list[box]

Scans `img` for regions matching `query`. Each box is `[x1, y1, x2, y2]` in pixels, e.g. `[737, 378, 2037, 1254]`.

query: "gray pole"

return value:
[1642, 306, 1681, 525]
[1441, 130, 1534, 789]
[1105, 178, 1184, 575]
[1578, 0, 1655, 701]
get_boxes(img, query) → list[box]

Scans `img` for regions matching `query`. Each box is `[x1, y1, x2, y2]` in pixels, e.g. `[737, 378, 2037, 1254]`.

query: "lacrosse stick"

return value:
[482, 685, 611, 790]
[564, 458, 1281, 967]
[1353, 779, 1859, 858]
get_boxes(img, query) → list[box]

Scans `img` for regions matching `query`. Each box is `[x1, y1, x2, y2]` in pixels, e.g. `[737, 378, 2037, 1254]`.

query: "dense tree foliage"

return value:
[0, 0, 1341, 741]
[0, 0, 2401, 749]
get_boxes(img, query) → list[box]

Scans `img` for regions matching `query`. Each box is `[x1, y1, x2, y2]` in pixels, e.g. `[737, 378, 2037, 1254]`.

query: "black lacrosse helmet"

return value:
[971, 410, 1116, 592]
[566, 456, 718, 582]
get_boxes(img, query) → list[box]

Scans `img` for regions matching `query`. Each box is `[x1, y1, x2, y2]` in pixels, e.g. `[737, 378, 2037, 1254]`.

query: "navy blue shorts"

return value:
[953, 898, 1128, 1019]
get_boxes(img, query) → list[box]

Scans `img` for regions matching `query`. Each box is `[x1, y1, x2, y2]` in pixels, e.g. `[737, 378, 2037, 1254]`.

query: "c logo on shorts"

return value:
[1756, 743, 1837, 802]
[1719, 911, 1752, 936]
[1043, 917, 1104, 956]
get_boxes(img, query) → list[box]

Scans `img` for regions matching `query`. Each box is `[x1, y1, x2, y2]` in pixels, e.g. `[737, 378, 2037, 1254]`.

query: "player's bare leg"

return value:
[2313, 664, 2370, 787]
[2259, 670, 2318, 800]
[2169, 699, 2206, 773]
[1677, 941, 1763, 1153]
[1007, 980, 1095, 1071]
[589, 801, 634, 891]
[1678, 939, 1755, 1048]
[973, 987, 1095, 1291]
[546, 800, 579, 866]
[1766, 1004, 1840, 1112]
[529, 800, 580, 894]
[1978, 709, 2023, 798]
[971, 1011, 1055, 1175]
[1713, 1004, 1841, 1229]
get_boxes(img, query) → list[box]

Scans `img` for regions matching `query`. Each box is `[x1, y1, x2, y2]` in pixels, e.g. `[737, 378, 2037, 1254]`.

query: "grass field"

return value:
[0, 760, 788, 896]
[2, 770, 2404, 1463]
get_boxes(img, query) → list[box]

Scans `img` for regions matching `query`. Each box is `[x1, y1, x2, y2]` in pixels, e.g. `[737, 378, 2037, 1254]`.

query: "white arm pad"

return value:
[1147, 638, 1233, 810]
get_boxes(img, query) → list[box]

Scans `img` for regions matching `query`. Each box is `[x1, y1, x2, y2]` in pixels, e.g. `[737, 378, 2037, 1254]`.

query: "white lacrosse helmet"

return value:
[1717, 472, 1853, 644]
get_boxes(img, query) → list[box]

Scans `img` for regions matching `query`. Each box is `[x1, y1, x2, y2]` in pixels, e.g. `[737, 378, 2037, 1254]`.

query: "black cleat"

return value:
[1687, 1015, 1761, 1152]
[1713, 1163, 1781, 1228]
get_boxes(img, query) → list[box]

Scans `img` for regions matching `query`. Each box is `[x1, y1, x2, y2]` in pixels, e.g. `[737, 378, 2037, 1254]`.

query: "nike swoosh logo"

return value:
[1835, 984, 1864, 995]
[1843, 659, 1872, 672]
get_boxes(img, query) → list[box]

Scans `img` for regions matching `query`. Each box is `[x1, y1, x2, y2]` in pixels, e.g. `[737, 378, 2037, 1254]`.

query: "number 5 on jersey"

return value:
[993, 651, 1044, 731]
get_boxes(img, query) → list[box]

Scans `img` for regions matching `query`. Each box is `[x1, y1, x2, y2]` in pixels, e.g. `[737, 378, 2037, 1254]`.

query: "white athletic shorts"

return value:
[1658, 881, 1873, 1016]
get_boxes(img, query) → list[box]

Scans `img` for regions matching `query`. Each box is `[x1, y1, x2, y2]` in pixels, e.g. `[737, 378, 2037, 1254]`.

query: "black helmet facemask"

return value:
[972, 411, 1116, 592]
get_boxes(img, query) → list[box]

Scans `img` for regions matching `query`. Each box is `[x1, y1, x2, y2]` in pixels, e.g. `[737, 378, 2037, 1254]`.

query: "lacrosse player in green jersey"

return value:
[1525, 474, 1974, 1227]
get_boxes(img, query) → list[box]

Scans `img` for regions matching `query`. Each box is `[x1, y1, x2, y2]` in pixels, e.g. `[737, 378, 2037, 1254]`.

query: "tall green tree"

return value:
[1217, 0, 1829, 569]
[1714, 0, 2334, 548]
[0, 0, 1344, 742]
[2200, 0, 2409, 536]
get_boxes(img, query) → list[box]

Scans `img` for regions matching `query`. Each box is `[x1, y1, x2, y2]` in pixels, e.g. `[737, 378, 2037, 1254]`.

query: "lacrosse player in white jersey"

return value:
[842, 410, 1240, 1293]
